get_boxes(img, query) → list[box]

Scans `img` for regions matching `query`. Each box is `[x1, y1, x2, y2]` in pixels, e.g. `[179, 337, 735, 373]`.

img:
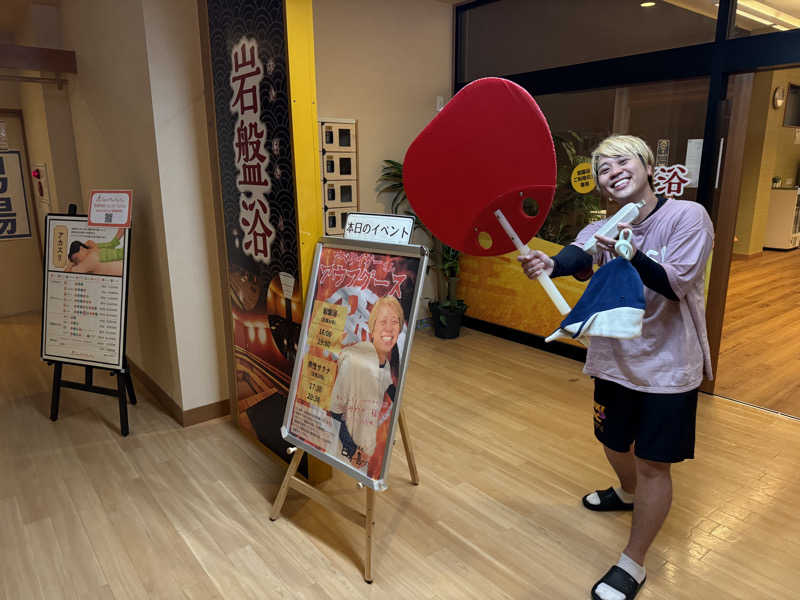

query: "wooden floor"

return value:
[2, 311, 800, 599]
[715, 249, 800, 416]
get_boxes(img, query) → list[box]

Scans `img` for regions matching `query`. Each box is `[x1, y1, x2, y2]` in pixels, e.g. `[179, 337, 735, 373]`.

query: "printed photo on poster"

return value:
[282, 239, 427, 490]
[50, 224, 127, 277]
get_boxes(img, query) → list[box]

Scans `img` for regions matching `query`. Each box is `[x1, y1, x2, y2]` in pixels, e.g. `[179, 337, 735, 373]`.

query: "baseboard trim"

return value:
[462, 317, 587, 363]
[732, 251, 763, 260]
[183, 399, 231, 426]
[126, 358, 230, 427]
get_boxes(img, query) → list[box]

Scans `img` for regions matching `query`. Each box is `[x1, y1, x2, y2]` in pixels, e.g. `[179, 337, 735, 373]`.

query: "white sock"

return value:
[595, 553, 646, 600]
[614, 486, 635, 503]
[585, 486, 634, 506]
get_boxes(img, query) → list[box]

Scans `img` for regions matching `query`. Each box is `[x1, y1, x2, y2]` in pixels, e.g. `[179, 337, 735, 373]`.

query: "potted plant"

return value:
[376, 159, 468, 338]
[538, 131, 605, 245]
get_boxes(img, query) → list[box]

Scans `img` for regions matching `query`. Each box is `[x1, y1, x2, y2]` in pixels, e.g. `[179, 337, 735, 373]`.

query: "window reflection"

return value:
[533, 78, 710, 244]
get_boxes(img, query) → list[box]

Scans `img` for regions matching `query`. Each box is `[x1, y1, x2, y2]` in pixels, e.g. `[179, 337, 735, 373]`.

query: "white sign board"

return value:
[0, 151, 32, 240]
[684, 139, 703, 189]
[89, 190, 132, 228]
[343, 213, 414, 244]
[41, 215, 130, 369]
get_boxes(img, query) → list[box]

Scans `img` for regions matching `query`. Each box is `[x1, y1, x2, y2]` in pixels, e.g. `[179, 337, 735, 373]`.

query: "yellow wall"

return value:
[772, 68, 800, 186]
[286, 0, 323, 297]
[459, 238, 586, 346]
[734, 68, 800, 256]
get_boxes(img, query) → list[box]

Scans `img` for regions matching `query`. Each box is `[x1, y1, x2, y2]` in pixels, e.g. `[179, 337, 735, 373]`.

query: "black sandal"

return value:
[591, 566, 645, 600]
[582, 487, 633, 512]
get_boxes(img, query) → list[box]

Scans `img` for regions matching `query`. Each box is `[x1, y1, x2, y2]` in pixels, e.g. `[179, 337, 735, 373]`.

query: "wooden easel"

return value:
[270, 408, 419, 583]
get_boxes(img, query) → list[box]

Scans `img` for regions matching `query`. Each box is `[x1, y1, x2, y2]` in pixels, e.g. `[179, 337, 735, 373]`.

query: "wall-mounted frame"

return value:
[324, 180, 358, 208]
[322, 151, 358, 180]
[281, 237, 428, 490]
[321, 118, 359, 235]
[321, 121, 357, 152]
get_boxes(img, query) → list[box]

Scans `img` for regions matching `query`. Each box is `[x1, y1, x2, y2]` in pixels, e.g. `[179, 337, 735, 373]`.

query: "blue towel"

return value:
[546, 257, 645, 345]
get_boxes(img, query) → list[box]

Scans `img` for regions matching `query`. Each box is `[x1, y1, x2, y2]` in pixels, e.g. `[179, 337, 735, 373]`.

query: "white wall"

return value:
[58, 0, 229, 412]
[16, 3, 82, 217]
[141, 0, 227, 411]
[313, 0, 453, 214]
[59, 0, 184, 403]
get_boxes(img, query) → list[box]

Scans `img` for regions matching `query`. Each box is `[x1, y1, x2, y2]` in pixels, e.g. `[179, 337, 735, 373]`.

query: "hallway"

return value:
[1, 312, 800, 598]
[715, 249, 800, 416]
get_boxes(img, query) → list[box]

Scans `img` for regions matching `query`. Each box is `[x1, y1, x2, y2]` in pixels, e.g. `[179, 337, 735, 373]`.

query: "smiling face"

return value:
[595, 154, 652, 205]
[370, 303, 401, 364]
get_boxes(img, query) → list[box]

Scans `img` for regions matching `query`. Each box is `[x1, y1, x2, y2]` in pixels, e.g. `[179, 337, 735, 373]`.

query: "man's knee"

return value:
[635, 458, 671, 479]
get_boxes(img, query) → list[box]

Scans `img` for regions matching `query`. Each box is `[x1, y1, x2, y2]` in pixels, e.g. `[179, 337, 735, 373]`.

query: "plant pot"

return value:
[429, 302, 464, 339]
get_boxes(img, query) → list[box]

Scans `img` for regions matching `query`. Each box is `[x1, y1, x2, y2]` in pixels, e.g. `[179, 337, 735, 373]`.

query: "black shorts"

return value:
[592, 378, 698, 463]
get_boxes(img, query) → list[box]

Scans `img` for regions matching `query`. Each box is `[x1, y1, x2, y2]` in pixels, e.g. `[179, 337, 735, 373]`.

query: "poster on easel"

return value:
[281, 237, 428, 490]
[41, 214, 130, 370]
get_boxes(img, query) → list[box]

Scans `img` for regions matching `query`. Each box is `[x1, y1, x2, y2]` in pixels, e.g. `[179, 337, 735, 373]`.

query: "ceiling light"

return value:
[641, 1, 656, 6]
[737, 0, 800, 28]
[736, 8, 774, 26]
[772, 24, 789, 31]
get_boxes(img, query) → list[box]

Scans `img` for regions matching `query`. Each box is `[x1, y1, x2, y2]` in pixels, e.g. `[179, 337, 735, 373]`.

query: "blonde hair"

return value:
[591, 135, 655, 184]
[368, 295, 404, 334]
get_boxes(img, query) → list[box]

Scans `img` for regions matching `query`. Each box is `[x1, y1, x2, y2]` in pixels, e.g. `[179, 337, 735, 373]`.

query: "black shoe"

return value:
[582, 487, 633, 512]
[591, 566, 645, 599]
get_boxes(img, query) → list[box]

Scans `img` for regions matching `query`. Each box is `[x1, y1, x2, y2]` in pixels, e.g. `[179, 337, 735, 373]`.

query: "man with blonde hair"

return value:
[329, 295, 404, 476]
[519, 134, 713, 600]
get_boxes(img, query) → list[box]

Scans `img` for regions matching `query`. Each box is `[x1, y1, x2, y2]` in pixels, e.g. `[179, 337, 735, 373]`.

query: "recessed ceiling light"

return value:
[641, 1, 656, 6]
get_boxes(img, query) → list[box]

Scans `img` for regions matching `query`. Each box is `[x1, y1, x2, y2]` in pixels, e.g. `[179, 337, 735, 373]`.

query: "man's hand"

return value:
[517, 250, 553, 280]
[350, 447, 369, 468]
[593, 222, 636, 258]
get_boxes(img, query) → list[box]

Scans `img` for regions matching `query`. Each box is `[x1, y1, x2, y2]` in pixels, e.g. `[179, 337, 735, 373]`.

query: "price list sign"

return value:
[41, 215, 130, 369]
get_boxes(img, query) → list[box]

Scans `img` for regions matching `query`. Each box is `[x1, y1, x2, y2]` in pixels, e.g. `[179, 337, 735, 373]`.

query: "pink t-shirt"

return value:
[572, 199, 714, 393]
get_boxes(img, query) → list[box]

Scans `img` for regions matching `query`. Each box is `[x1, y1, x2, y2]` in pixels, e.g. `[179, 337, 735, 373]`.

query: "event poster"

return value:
[41, 215, 129, 369]
[205, 0, 304, 461]
[283, 239, 427, 490]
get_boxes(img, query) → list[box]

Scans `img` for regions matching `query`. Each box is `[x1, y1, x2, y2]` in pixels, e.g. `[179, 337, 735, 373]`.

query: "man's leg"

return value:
[624, 458, 672, 565]
[603, 445, 637, 495]
[591, 457, 668, 600]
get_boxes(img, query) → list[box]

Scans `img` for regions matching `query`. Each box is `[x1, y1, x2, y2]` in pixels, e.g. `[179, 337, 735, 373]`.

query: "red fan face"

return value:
[403, 77, 557, 256]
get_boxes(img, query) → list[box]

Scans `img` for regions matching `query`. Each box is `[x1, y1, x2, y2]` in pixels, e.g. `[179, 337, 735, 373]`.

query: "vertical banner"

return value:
[282, 239, 428, 490]
[0, 151, 32, 240]
[206, 1, 304, 459]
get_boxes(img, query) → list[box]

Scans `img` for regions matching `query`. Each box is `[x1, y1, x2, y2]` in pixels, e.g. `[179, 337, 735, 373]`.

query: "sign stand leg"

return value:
[270, 448, 304, 521]
[270, 447, 379, 583]
[398, 408, 419, 485]
[364, 487, 375, 583]
[122, 357, 137, 405]
[117, 370, 129, 436]
[47, 360, 133, 436]
[50, 362, 63, 421]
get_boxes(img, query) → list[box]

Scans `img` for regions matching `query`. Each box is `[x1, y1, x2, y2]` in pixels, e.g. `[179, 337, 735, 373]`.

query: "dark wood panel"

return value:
[0, 43, 77, 73]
